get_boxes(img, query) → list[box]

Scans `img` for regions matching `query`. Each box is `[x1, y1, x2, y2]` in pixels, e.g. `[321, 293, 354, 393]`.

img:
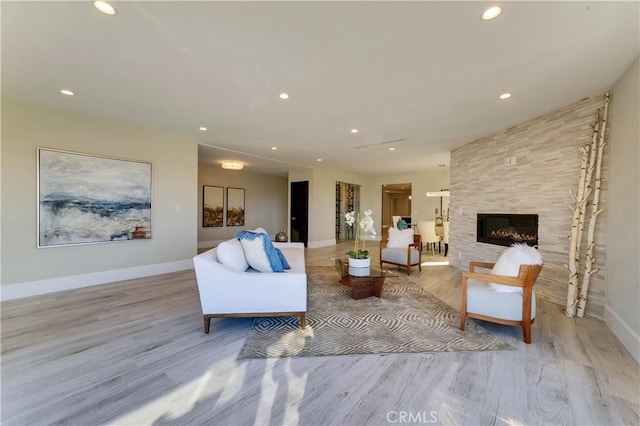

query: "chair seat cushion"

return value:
[489, 243, 543, 293]
[468, 278, 536, 321]
[382, 247, 420, 265]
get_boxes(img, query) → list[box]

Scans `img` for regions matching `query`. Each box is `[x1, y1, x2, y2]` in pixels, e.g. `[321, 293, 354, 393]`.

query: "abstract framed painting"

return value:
[226, 187, 245, 226]
[203, 185, 224, 227]
[37, 148, 152, 247]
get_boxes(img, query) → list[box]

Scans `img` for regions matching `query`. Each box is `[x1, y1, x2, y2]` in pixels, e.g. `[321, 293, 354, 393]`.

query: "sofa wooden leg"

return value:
[300, 313, 306, 330]
[204, 315, 212, 334]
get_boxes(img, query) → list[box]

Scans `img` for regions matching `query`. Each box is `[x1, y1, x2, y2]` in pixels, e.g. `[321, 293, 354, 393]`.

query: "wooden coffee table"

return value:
[334, 258, 394, 300]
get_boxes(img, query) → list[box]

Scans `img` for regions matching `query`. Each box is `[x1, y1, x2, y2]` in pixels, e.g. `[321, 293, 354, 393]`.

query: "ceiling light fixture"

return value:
[60, 89, 74, 96]
[317, 158, 323, 162]
[271, 147, 278, 150]
[221, 161, 243, 170]
[279, 93, 289, 100]
[199, 127, 207, 131]
[351, 129, 358, 134]
[93, 1, 117, 15]
[499, 93, 512, 100]
[389, 147, 395, 151]
[481, 6, 502, 20]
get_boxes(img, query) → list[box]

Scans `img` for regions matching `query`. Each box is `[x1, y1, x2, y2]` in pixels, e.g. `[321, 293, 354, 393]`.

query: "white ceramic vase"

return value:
[348, 266, 371, 277]
[348, 257, 371, 268]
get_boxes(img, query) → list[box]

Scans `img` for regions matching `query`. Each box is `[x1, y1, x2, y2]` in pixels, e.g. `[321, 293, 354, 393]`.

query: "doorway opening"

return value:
[335, 182, 360, 242]
[290, 181, 309, 247]
[381, 183, 412, 241]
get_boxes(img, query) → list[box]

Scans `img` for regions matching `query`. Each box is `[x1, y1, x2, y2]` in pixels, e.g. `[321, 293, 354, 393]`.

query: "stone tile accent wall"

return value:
[450, 94, 609, 318]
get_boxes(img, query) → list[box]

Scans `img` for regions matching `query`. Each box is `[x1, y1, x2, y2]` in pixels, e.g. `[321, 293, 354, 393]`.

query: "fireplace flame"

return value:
[490, 228, 537, 242]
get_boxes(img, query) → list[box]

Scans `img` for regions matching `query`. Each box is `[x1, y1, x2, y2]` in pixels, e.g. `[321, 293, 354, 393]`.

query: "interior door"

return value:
[290, 181, 309, 247]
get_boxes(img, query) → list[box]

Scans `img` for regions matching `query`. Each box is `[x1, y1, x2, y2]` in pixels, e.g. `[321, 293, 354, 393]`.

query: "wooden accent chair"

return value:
[459, 261, 543, 343]
[442, 221, 450, 257]
[379, 227, 422, 275]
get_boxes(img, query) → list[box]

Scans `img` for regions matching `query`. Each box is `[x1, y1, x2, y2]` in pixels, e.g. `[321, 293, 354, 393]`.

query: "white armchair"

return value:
[459, 245, 543, 344]
[380, 227, 422, 275]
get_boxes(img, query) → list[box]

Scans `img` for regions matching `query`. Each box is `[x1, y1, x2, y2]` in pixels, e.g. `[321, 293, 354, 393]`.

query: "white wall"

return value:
[1, 100, 198, 299]
[309, 168, 371, 248]
[197, 164, 288, 247]
[606, 56, 640, 363]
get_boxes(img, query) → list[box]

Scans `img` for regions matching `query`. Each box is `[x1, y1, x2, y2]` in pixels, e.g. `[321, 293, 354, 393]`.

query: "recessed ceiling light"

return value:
[221, 161, 243, 170]
[199, 127, 207, 131]
[93, 1, 117, 15]
[351, 129, 358, 134]
[60, 89, 74, 96]
[481, 6, 502, 20]
[271, 147, 278, 150]
[279, 93, 289, 100]
[317, 158, 323, 162]
[389, 147, 395, 151]
[499, 93, 512, 100]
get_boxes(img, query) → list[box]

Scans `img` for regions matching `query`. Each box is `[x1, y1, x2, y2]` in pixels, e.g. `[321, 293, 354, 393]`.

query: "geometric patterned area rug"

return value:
[238, 266, 512, 359]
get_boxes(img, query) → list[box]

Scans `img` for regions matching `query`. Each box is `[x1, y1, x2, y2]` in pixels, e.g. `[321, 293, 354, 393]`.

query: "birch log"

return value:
[577, 92, 611, 317]
[565, 145, 591, 317]
[577, 110, 601, 262]
[566, 110, 600, 316]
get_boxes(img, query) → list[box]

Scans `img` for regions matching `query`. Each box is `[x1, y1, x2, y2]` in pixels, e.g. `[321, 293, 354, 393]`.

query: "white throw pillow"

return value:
[236, 231, 284, 272]
[253, 227, 268, 235]
[387, 227, 414, 248]
[216, 238, 249, 272]
[488, 243, 543, 293]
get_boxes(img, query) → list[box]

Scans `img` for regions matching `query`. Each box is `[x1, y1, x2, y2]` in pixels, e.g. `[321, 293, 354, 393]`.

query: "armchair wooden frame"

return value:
[379, 234, 422, 276]
[460, 261, 543, 344]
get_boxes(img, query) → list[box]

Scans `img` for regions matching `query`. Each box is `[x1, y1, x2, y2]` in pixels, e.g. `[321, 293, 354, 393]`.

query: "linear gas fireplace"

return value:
[477, 213, 538, 247]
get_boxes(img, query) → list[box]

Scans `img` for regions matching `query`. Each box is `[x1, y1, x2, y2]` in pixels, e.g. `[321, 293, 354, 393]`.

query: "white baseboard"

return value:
[198, 240, 223, 249]
[0, 259, 194, 302]
[308, 239, 336, 249]
[604, 304, 640, 365]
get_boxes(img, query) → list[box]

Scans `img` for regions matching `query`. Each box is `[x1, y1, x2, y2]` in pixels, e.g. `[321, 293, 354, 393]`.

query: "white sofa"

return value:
[193, 241, 307, 333]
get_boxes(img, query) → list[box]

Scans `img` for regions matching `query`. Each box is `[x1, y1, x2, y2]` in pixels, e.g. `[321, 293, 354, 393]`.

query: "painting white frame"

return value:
[37, 148, 153, 247]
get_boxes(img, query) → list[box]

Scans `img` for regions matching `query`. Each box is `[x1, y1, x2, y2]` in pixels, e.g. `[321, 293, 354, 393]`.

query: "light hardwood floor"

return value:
[2, 242, 638, 425]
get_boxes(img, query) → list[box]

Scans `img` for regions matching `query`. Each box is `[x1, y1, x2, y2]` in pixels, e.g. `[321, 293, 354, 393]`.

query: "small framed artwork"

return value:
[226, 187, 245, 226]
[203, 185, 224, 227]
[37, 147, 152, 247]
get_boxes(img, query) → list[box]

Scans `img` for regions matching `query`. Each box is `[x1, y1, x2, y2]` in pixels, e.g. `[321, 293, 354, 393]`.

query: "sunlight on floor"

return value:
[422, 260, 450, 266]
[111, 353, 246, 424]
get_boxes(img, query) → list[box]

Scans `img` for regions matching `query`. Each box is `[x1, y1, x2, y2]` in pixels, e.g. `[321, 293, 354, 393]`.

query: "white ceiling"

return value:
[3, 1, 638, 177]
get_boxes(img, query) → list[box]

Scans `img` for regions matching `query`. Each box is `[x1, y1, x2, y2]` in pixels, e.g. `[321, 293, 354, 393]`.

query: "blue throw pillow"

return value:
[236, 230, 284, 272]
[397, 219, 408, 230]
[275, 248, 291, 270]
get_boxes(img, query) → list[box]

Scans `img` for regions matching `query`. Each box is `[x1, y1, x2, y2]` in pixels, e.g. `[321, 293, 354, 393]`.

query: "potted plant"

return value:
[345, 209, 376, 267]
